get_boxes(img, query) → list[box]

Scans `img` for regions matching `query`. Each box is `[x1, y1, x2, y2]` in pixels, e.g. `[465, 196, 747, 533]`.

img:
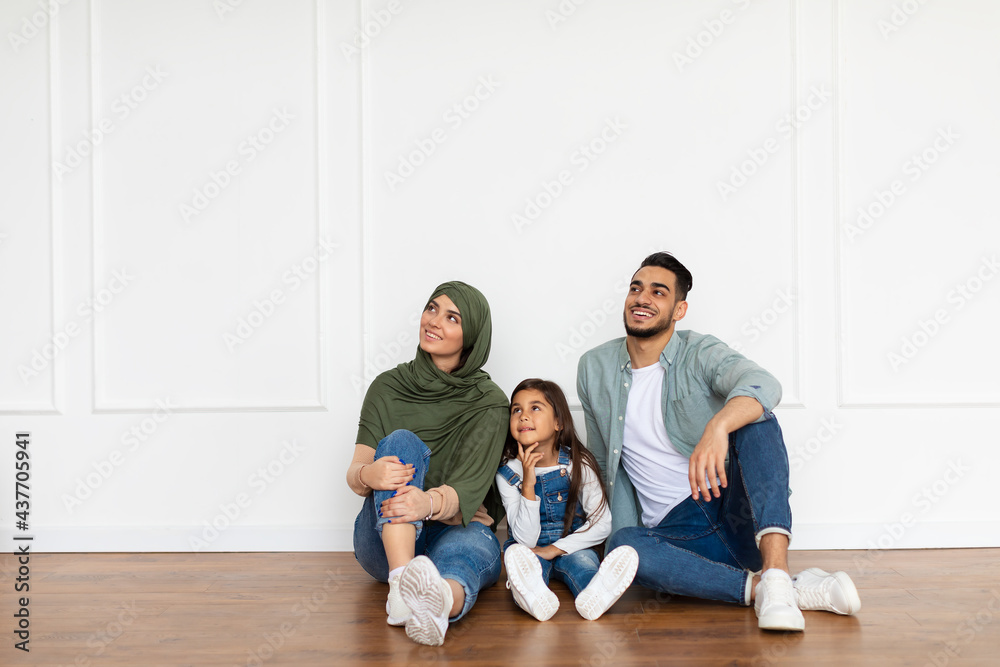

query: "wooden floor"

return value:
[2, 548, 999, 666]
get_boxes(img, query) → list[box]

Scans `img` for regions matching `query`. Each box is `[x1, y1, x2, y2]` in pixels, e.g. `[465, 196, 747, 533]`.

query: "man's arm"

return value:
[704, 338, 781, 419]
[688, 395, 763, 502]
[688, 337, 778, 502]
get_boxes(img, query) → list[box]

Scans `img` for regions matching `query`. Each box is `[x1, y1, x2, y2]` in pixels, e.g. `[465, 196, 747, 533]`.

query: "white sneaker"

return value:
[386, 574, 409, 626]
[504, 544, 559, 621]
[792, 568, 861, 615]
[755, 569, 805, 631]
[575, 545, 639, 621]
[399, 556, 453, 646]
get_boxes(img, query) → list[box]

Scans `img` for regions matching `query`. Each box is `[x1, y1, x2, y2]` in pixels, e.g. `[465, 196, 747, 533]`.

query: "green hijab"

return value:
[356, 281, 509, 526]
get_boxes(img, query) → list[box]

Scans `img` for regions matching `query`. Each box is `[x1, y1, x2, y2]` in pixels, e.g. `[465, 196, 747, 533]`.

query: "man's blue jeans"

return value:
[352, 429, 502, 621]
[607, 418, 792, 605]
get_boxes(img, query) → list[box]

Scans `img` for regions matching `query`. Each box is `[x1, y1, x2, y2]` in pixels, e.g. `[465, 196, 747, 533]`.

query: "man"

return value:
[577, 252, 860, 630]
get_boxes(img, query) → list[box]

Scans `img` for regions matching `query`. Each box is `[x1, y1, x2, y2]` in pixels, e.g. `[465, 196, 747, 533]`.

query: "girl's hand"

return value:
[517, 442, 542, 477]
[363, 456, 415, 491]
[530, 545, 566, 561]
[380, 485, 432, 524]
[517, 442, 542, 500]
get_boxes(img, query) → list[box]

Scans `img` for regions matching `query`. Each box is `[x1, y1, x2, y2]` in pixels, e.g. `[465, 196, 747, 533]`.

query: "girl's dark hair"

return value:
[501, 378, 608, 539]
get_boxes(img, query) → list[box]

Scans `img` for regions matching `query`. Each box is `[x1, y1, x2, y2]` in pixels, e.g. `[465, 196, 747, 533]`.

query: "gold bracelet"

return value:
[357, 464, 370, 491]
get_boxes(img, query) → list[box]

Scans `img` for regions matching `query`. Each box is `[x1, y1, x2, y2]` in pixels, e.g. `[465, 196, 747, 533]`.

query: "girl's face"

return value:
[419, 294, 464, 373]
[510, 388, 561, 451]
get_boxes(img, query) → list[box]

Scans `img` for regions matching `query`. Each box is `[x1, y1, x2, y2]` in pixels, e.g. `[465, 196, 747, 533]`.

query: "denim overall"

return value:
[498, 448, 601, 597]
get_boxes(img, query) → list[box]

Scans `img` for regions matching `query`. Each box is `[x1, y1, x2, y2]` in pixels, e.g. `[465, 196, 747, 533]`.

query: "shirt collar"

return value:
[661, 329, 682, 366]
[617, 338, 630, 371]
[617, 330, 683, 372]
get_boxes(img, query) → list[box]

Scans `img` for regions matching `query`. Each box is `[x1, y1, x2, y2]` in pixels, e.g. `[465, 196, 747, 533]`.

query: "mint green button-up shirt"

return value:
[577, 330, 782, 535]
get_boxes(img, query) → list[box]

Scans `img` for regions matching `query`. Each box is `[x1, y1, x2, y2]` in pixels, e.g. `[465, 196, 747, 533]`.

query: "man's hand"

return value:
[688, 423, 729, 502]
[380, 485, 432, 523]
[363, 456, 415, 491]
[688, 396, 764, 502]
[530, 544, 566, 561]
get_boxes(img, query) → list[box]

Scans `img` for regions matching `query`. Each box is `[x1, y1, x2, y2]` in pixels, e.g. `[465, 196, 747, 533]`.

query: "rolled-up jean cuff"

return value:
[375, 515, 423, 539]
[755, 526, 792, 548]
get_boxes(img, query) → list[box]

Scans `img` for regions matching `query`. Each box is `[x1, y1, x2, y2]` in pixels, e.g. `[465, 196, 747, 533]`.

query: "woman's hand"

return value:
[517, 442, 542, 500]
[530, 545, 566, 561]
[363, 456, 415, 491]
[380, 486, 433, 524]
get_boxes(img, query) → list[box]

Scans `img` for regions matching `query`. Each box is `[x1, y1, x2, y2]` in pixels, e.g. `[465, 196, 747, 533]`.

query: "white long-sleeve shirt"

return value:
[496, 459, 611, 555]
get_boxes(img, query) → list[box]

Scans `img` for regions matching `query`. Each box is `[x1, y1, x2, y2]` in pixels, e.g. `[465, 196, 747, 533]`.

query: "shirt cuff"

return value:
[428, 484, 460, 521]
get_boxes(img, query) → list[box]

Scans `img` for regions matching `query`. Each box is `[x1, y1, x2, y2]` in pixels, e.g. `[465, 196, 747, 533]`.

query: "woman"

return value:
[347, 281, 509, 646]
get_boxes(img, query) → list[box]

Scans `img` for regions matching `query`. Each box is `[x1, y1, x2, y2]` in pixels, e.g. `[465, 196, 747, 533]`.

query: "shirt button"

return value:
[614, 449, 619, 454]
[624, 383, 629, 387]
[618, 416, 623, 421]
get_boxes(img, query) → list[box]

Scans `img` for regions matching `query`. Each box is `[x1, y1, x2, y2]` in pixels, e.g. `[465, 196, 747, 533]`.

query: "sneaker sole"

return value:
[505, 545, 558, 622]
[575, 546, 639, 621]
[758, 611, 805, 632]
[801, 568, 862, 615]
[399, 557, 450, 646]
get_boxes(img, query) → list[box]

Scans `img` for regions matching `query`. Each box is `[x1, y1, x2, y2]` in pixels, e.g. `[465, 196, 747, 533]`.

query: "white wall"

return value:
[1, 0, 997, 552]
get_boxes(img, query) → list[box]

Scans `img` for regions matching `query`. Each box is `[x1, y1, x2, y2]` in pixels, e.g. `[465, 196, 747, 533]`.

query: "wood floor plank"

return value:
[2, 549, 999, 666]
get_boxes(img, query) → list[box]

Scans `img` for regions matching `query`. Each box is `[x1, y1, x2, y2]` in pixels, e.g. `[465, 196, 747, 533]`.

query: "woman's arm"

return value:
[422, 485, 460, 522]
[347, 444, 376, 496]
[346, 444, 417, 496]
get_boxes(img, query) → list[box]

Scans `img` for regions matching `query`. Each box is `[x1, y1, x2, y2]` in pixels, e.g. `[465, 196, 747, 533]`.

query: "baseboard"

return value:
[789, 521, 1000, 550]
[3, 522, 998, 553]
[0, 526, 356, 552]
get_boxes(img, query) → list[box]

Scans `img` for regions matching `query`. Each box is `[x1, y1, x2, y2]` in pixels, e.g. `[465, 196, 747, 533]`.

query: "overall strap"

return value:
[497, 463, 522, 488]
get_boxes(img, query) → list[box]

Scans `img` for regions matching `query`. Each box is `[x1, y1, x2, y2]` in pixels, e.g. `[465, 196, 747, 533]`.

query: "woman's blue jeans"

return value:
[352, 429, 502, 621]
[607, 418, 793, 606]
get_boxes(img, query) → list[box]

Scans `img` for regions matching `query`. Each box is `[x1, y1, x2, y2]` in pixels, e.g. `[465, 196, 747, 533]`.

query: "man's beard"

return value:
[623, 313, 673, 338]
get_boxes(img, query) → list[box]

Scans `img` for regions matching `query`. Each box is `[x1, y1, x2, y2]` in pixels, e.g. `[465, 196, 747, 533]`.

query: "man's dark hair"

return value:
[639, 252, 693, 301]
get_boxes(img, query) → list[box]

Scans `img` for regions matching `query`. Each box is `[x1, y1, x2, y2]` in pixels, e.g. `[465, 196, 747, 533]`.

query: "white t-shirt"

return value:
[621, 363, 692, 528]
[496, 459, 611, 554]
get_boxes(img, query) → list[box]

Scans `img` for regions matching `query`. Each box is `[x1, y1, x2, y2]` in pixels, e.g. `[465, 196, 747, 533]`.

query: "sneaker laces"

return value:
[794, 575, 834, 610]
[763, 574, 797, 608]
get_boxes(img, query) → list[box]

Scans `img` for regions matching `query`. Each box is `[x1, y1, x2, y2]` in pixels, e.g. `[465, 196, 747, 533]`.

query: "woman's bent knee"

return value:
[376, 430, 431, 462]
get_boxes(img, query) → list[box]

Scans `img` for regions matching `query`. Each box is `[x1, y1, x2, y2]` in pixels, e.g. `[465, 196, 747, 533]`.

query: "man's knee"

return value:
[734, 416, 782, 440]
[731, 418, 787, 459]
[608, 526, 643, 551]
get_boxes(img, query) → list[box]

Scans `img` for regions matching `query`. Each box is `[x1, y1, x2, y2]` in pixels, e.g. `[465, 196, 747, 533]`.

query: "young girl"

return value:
[497, 378, 638, 621]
